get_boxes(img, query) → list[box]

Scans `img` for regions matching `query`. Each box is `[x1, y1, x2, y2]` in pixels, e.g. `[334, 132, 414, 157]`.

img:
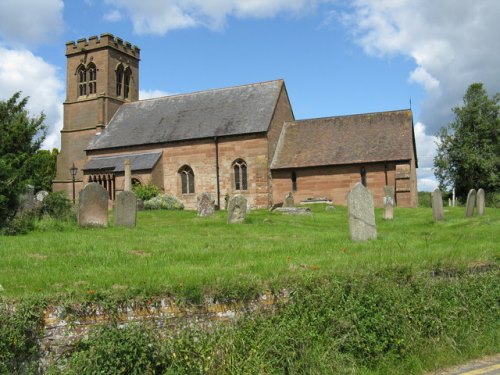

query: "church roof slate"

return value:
[83, 151, 162, 172]
[271, 109, 417, 170]
[87, 80, 284, 151]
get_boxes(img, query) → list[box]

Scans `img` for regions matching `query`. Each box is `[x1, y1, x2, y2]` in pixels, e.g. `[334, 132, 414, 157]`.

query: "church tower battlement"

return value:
[53, 33, 140, 197]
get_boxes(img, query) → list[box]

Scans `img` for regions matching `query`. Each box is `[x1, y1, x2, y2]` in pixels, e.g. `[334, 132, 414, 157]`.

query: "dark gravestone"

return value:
[78, 183, 108, 227]
[465, 189, 476, 217]
[227, 194, 247, 224]
[476, 188, 485, 216]
[432, 188, 444, 221]
[283, 192, 294, 208]
[347, 182, 377, 241]
[197, 192, 215, 217]
[383, 185, 395, 220]
[114, 191, 137, 227]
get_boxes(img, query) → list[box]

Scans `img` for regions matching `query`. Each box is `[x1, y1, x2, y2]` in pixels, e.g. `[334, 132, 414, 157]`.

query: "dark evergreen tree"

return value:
[434, 83, 499, 200]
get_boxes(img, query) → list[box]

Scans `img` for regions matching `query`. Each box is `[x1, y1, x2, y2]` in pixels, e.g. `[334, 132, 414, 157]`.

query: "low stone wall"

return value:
[40, 290, 290, 370]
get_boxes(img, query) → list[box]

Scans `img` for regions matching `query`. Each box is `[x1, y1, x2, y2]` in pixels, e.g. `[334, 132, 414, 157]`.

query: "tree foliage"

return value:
[0, 92, 47, 227]
[434, 83, 499, 199]
[26, 148, 58, 192]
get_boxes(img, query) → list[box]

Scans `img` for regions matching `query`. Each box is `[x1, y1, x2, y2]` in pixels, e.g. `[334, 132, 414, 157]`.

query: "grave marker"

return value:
[227, 194, 247, 224]
[78, 183, 108, 227]
[114, 191, 137, 227]
[465, 189, 476, 217]
[347, 182, 377, 241]
[432, 188, 444, 221]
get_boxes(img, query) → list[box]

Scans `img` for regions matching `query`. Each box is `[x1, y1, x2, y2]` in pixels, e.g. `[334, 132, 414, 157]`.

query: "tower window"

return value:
[88, 63, 97, 94]
[116, 64, 124, 97]
[233, 159, 248, 190]
[124, 67, 131, 99]
[291, 171, 297, 192]
[179, 165, 195, 194]
[77, 65, 87, 96]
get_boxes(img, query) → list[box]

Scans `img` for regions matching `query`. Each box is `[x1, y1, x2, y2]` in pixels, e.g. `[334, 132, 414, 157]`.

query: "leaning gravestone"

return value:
[383, 185, 395, 220]
[227, 194, 247, 224]
[476, 188, 485, 216]
[432, 188, 444, 221]
[465, 189, 476, 217]
[197, 192, 215, 217]
[114, 191, 137, 227]
[347, 182, 377, 241]
[78, 183, 108, 227]
[283, 192, 294, 208]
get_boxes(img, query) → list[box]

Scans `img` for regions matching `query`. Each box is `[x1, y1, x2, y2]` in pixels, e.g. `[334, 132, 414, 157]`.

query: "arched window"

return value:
[123, 67, 132, 99]
[233, 159, 247, 190]
[179, 165, 195, 194]
[116, 64, 124, 97]
[77, 65, 87, 96]
[88, 63, 97, 94]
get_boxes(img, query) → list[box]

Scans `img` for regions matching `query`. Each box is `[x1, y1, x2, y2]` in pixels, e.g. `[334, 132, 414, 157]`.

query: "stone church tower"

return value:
[53, 33, 140, 196]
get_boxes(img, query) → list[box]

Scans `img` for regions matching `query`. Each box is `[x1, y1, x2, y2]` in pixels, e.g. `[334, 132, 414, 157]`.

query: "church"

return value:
[53, 33, 418, 209]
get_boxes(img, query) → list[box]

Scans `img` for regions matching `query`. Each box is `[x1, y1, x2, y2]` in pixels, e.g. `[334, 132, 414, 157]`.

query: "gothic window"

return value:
[360, 166, 367, 187]
[233, 159, 247, 190]
[179, 165, 195, 194]
[291, 171, 297, 192]
[116, 64, 124, 97]
[87, 63, 97, 94]
[77, 65, 87, 96]
[123, 67, 131, 99]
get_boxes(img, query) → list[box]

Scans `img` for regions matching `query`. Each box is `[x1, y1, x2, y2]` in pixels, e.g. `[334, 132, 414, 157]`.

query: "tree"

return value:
[434, 83, 499, 200]
[0, 92, 47, 228]
[26, 148, 58, 192]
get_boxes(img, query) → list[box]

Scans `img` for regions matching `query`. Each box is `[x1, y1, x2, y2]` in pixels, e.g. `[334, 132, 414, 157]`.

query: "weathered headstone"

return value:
[432, 188, 444, 221]
[78, 183, 108, 227]
[197, 192, 215, 217]
[283, 192, 294, 208]
[227, 194, 247, 223]
[273, 207, 312, 215]
[347, 182, 377, 241]
[476, 188, 485, 216]
[124, 159, 132, 192]
[114, 191, 137, 227]
[19, 185, 36, 212]
[465, 189, 476, 217]
[35, 190, 49, 203]
[383, 185, 395, 220]
[136, 199, 145, 211]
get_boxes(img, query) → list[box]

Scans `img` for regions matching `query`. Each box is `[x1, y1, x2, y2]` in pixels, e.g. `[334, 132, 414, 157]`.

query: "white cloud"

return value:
[414, 122, 438, 191]
[0, 47, 64, 150]
[0, 0, 64, 46]
[139, 89, 175, 100]
[103, 9, 123, 22]
[104, 0, 326, 35]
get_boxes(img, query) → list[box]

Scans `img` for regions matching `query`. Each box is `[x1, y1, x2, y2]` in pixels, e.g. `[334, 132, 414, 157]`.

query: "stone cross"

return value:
[283, 192, 294, 208]
[432, 188, 444, 221]
[197, 192, 215, 217]
[383, 185, 395, 220]
[476, 188, 485, 216]
[465, 189, 476, 217]
[124, 159, 132, 192]
[78, 183, 108, 227]
[227, 194, 247, 224]
[347, 182, 377, 241]
[114, 191, 137, 227]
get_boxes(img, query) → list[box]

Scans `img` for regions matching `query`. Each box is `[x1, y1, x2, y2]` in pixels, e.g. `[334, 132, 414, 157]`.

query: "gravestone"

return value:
[136, 199, 145, 211]
[114, 191, 137, 227]
[465, 189, 476, 217]
[197, 192, 215, 217]
[325, 205, 335, 211]
[273, 207, 312, 215]
[227, 194, 247, 223]
[383, 185, 395, 220]
[19, 185, 36, 212]
[347, 182, 377, 241]
[283, 192, 294, 208]
[432, 188, 444, 221]
[476, 188, 485, 216]
[35, 190, 49, 203]
[78, 183, 108, 227]
[124, 159, 132, 192]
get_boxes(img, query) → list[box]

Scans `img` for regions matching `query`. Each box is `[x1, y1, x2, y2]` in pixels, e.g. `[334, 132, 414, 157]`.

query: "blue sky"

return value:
[1, 1, 499, 191]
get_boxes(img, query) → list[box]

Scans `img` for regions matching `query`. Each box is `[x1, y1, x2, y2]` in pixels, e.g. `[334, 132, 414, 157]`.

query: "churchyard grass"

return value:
[0, 204, 498, 302]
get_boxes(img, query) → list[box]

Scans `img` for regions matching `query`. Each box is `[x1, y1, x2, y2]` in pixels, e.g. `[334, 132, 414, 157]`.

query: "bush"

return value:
[0, 210, 36, 235]
[40, 191, 74, 219]
[486, 191, 500, 208]
[133, 181, 161, 201]
[418, 192, 432, 207]
[144, 194, 184, 210]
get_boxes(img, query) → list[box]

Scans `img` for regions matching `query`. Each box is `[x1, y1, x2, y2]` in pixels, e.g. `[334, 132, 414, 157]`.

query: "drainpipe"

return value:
[214, 136, 220, 209]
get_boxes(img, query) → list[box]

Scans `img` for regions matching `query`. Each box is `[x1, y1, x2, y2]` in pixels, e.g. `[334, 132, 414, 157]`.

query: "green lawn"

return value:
[0, 205, 498, 302]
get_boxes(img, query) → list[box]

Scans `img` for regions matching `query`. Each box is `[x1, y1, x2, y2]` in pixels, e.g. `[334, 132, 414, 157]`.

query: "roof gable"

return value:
[271, 110, 415, 169]
[83, 151, 162, 173]
[87, 80, 284, 150]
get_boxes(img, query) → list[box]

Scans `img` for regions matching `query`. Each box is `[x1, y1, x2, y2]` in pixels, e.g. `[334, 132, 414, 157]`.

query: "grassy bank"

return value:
[0, 205, 498, 302]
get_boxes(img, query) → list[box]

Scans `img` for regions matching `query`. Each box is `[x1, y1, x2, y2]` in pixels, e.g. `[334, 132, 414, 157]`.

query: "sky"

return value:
[0, 0, 499, 192]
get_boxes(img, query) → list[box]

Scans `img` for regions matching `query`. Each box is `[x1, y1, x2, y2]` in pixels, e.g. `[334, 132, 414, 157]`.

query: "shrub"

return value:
[40, 191, 74, 220]
[0, 210, 36, 235]
[486, 191, 500, 208]
[133, 181, 161, 201]
[418, 192, 432, 207]
[144, 194, 184, 210]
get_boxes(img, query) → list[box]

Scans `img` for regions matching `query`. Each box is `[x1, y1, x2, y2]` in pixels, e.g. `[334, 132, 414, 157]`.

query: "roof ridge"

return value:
[292, 109, 412, 123]
[90, 151, 161, 159]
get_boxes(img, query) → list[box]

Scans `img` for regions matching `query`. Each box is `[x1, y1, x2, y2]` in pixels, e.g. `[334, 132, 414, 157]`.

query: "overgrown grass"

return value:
[0, 205, 498, 303]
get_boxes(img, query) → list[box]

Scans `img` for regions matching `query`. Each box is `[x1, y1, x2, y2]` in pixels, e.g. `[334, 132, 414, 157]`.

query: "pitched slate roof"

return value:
[83, 152, 162, 173]
[87, 80, 284, 151]
[271, 110, 417, 169]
